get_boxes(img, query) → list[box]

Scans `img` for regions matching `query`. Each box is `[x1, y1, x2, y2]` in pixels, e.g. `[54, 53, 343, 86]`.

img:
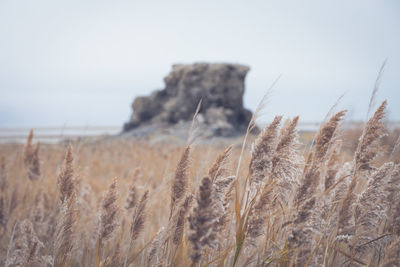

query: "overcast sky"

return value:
[0, 0, 399, 128]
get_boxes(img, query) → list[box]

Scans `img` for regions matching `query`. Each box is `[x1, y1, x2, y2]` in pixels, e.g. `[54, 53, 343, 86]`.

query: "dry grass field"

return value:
[0, 101, 399, 267]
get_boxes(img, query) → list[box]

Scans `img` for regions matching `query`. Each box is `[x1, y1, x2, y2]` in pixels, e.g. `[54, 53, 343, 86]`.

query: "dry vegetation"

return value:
[0, 101, 400, 267]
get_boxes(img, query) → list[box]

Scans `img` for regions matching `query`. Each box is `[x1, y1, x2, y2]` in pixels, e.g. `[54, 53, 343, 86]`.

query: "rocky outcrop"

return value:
[123, 63, 253, 137]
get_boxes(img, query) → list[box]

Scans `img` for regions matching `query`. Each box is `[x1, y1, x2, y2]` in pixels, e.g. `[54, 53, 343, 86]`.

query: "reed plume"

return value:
[354, 163, 393, 252]
[324, 140, 342, 191]
[384, 163, 400, 209]
[104, 242, 122, 267]
[98, 179, 120, 246]
[188, 176, 217, 264]
[288, 197, 320, 266]
[338, 101, 387, 240]
[123, 190, 149, 267]
[54, 193, 77, 267]
[249, 116, 282, 187]
[294, 111, 345, 206]
[381, 238, 400, 267]
[125, 168, 140, 211]
[207, 148, 235, 240]
[209, 145, 232, 182]
[5, 220, 44, 267]
[129, 190, 149, 244]
[23, 129, 41, 181]
[172, 194, 193, 246]
[171, 146, 191, 216]
[58, 145, 76, 203]
[147, 227, 165, 266]
[386, 165, 400, 236]
[271, 116, 301, 202]
[246, 182, 275, 243]
[355, 100, 387, 172]
[314, 110, 346, 162]
[0, 156, 7, 191]
[213, 178, 235, 239]
[287, 112, 345, 265]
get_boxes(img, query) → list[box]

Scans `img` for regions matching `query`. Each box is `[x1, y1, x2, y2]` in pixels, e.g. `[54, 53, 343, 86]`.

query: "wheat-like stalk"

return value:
[188, 176, 217, 264]
[23, 129, 41, 181]
[54, 193, 77, 266]
[58, 145, 76, 203]
[98, 178, 120, 248]
[171, 146, 191, 217]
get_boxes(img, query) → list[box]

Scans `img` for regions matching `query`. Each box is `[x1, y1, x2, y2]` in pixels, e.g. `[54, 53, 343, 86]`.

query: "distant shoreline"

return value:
[1, 121, 399, 144]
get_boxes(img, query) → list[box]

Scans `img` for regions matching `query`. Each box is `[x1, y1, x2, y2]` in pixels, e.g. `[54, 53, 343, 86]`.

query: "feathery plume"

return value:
[0, 195, 4, 230]
[125, 168, 140, 211]
[171, 146, 190, 215]
[249, 116, 282, 187]
[0, 156, 7, 191]
[294, 163, 319, 207]
[288, 111, 346, 264]
[23, 129, 41, 181]
[324, 140, 342, 191]
[388, 199, 400, 236]
[5, 220, 44, 267]
[314, 110, 346, 162]
[381, 238, 400, 267]
[246, 182, 275, 243]
[354, 163, 393, 251]
[123, 190, 149, 267]
[331, 162, 352, 204]
[147, 227, 165, 266]
[355, 162, 393, 229]
[209, 146, 232, 182]
[271, 116, 302, 201]
[58, 145, 76, 203]
[213, 177, 236, 237]
[289, 197, 321, 266]
[389, 135, 400, 162]
[188, 176, 217, 264]
[104, 242, 122, 267]
[384, 164, 400, 205]
[235, 76, 280, 179]
[355, 100, 387, 172]
[172, 194, 193, 246]
[338, 101, 387, 239]
[54, 194, 77, 267]
[385, 164, 400, 236]
[98, 179, 120, 246]
[129, 190, 149, 244]
[295, 111, 345, 206]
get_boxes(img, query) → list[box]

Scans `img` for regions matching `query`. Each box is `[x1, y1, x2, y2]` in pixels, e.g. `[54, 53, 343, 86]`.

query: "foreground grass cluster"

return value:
[0, 101, 399, 267]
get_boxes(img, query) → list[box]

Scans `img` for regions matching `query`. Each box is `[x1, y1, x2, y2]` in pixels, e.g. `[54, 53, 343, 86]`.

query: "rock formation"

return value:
[123, 63, 253, 137]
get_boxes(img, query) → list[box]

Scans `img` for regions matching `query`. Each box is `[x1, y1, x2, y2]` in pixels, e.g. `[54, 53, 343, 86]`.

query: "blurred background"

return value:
[0, 0, 399, 142]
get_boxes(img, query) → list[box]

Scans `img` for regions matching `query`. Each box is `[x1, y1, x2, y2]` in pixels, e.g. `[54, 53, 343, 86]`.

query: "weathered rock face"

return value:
[123, 63, 253, 136]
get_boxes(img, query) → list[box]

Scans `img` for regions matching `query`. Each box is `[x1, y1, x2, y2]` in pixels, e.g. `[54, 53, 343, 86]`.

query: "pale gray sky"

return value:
[0, 0, 399, 127]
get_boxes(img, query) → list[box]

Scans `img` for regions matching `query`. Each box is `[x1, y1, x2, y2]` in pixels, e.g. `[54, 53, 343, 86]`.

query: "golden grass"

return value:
[0, 103, 399, 266]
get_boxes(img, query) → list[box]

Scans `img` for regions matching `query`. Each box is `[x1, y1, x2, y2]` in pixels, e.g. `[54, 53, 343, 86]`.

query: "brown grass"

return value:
[0, 101, 399, 266]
